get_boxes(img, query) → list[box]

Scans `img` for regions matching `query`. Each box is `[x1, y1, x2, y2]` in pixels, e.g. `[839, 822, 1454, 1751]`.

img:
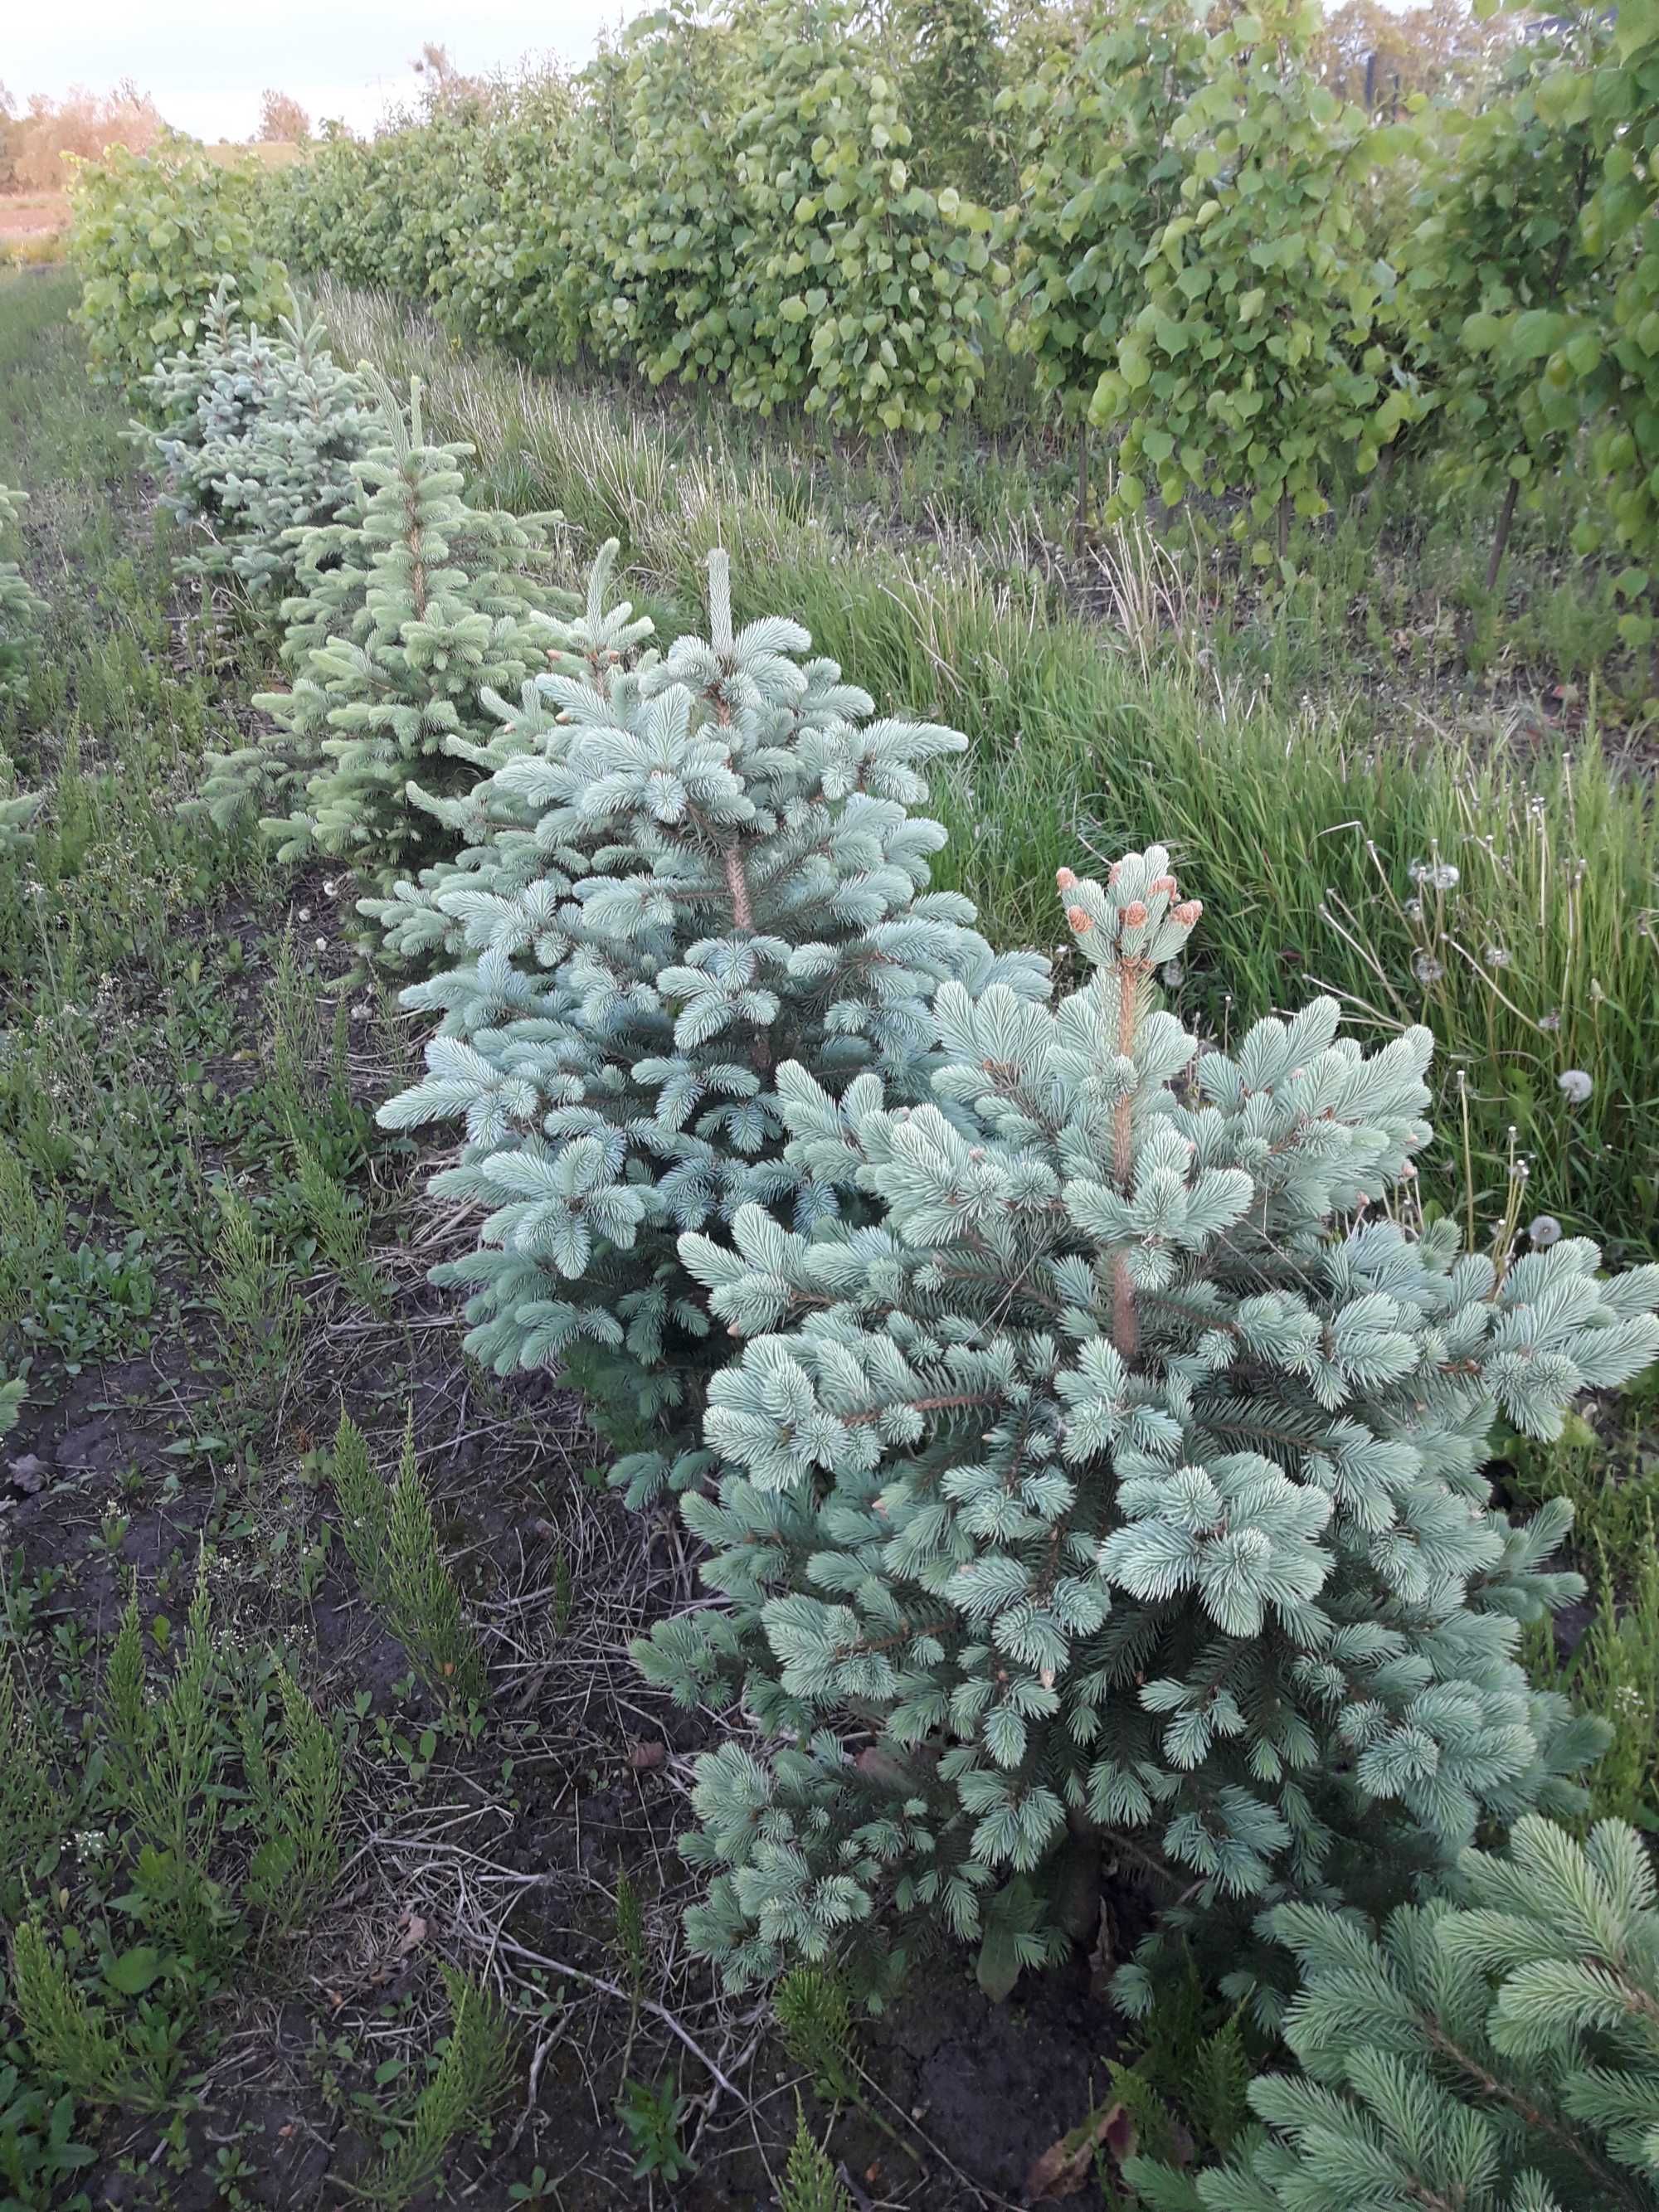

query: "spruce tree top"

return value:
[377, 545, 1048, 1499]
[0, 482, 46, 707]
[640, 853, 1659, 2000]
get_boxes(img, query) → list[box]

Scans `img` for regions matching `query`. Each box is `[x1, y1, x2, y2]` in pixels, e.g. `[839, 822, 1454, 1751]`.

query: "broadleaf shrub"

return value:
[260, 4, 1002, 435]
[1005, 0, 1207, 427]
[66, 0, 1659, 579]
[1573, 6, 1659, 662]
[67, 136, 292, 389]
[1397, 11, 1610, 586]
[635, 851, 1659, 2000]
[722, 0, 1001, 431]
[1090, 0, 1418, 552]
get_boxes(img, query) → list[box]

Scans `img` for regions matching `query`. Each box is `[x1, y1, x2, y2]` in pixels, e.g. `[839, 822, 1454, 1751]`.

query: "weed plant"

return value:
[365, 1969, 515, 2210]
[330, 1411, 487, 1705]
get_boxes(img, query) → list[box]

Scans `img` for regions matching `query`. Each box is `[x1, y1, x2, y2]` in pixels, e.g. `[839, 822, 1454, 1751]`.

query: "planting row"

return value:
[26, 250, 1659, 2203]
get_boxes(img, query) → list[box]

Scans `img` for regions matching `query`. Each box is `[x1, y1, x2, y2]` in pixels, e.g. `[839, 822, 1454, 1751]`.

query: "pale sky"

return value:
[6, 1, 646, 142]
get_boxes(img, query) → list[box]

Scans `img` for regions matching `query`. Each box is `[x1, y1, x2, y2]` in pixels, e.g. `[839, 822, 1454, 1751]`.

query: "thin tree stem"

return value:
[1486, 476, 1519, 594]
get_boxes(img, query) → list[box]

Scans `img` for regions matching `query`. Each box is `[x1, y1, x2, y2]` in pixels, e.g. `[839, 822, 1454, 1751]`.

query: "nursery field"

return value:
[9, 116, 1659, 2212]
[0, 269, 1208, 2211]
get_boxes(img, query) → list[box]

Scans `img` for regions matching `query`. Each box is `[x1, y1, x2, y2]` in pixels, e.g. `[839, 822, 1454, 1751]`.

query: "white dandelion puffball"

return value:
[1557, 1069, 1593, 1106]
[1410, 858, 1460, 892]
[1528, 1214, 1564, 1247]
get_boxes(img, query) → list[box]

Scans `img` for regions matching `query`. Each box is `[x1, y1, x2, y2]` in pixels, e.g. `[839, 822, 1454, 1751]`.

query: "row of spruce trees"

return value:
[110, 276, 1659, 2205]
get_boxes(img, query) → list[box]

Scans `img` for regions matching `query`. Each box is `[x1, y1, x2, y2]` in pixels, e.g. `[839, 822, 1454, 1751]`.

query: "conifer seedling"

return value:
[197, 374, 572, 886]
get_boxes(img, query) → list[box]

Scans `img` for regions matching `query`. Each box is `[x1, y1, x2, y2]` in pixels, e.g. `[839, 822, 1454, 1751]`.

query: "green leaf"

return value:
[1368, 123, 1416, 164]
[105, 1944, 163, 1996]
[1509, 309, 1565, 362]
[975, 1915, 1022, 2001]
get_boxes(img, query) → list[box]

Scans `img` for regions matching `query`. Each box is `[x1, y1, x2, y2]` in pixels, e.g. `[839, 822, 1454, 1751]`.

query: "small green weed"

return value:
[330, 1410, 486, 1704]
[780, 2104, 854, 2212]
[365, 1968, 515, 2210]
[615, 2076, 696, 2183]
[207, 1182, 303, 1406]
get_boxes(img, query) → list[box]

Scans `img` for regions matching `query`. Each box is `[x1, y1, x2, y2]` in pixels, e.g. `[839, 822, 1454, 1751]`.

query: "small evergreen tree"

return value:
[636, 852, 1659, 2001]
[197, 375, 572, 884]
[0, 479, 44, 861]
[0, 751, 41, 865]
[139, 282, 383, 599]
[1125, 1815, 1659, 2212]
[374, 544, 1047, 1502]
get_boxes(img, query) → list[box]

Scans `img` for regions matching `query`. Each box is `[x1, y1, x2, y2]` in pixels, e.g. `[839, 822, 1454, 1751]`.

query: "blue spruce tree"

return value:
[636, 852, 1659, 2001]
[139, 280, 383, 600]
[1126, 1815, 1659, 2212]
[375, 545, 1047, 1501]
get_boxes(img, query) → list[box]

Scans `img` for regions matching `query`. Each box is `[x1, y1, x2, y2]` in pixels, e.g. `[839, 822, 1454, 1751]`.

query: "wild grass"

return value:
[1511, 1377, 1659, 1830]
[7, 1923, 175, 2114]
[208, 1180, 304, 1402]
[779, 2109, 857, 2212]
[0, 270, 659, 2210]
[310, 279, 1658, 1262]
